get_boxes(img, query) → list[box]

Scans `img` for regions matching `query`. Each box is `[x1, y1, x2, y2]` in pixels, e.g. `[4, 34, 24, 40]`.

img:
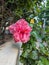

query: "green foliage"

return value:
[20, 0, 49, 65]
[5, 0, 43, 20]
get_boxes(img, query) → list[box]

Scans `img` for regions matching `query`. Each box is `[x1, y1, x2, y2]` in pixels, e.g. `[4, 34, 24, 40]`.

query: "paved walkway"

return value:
[0, 40, 18, 65]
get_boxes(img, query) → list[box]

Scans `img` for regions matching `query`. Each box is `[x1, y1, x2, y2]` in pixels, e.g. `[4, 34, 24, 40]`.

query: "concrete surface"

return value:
[0, 40, 18, 65]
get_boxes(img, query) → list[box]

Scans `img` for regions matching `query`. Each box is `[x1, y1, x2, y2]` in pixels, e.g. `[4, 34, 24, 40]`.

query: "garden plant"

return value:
[0, 0, 49, 65]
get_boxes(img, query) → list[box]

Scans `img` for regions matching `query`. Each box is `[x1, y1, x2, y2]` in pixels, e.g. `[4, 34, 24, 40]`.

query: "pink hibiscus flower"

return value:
[9, 19, 32, 43]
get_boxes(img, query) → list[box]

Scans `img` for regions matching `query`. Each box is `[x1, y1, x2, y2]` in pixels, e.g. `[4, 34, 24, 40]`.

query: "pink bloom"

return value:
[8, 24, 16, 34]
[9, 19, 32, 43]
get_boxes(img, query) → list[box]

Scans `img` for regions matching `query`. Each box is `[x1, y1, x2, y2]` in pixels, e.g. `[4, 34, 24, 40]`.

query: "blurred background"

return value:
[0, 0, 49, 45]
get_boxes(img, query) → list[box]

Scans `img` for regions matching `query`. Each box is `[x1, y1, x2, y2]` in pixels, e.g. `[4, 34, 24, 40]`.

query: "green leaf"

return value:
[29, 51, 38, 60]
[31, 31, 42, 41]
[30, 38, 36, 49]
[39, 43, 49, 56]
[31, 31, 38, 38]
[22, 49, 30, 58]
[20, 56, 26, 64]
[22, 51, 28, 58]
[37, 60, 44, 65]
[40, 57, 49, 65]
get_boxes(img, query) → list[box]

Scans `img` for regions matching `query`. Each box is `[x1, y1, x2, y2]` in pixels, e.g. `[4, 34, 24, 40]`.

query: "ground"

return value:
[0, 40, 18, 65]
